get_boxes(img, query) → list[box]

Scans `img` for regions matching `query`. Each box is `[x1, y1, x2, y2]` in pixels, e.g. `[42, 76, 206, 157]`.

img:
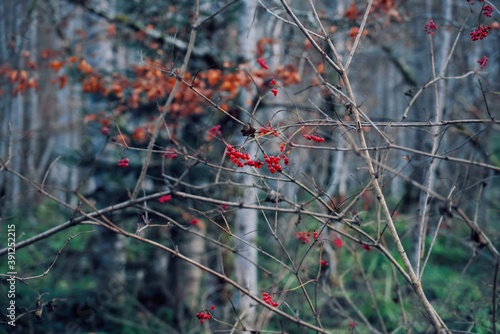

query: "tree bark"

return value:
[233, 0, 260, 328]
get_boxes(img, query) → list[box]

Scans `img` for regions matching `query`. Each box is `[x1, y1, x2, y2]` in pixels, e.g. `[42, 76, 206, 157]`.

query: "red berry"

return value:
[158, 195, 172, 203]
[257, 58, 269, 70]
[333, 238, 343, 248]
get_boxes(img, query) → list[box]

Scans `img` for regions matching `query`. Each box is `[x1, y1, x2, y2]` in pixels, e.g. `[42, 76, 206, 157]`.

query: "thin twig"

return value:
[108, 222, 332, 333]
[344, 0, 373, 71]
[279, 0, 342, 74]
[1, 230, 94, 282]
[131, 3, 200, 200]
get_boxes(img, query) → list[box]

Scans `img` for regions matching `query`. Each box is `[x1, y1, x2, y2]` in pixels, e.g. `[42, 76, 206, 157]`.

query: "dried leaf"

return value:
[50, 60, 64, 72]
[241, 123, 256, 137]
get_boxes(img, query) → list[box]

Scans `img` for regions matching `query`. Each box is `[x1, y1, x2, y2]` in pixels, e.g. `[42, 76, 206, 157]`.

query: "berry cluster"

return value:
[226, 145, 264, 169]
[225, 144, 290, 173]
[482, 4, 493, 17]
[269, 79, 278, 96]
[118, 158, 129, 167]
[263, 154, 288, 174]
[294, 231, 319, 244]
[262, 292, 278, 307]
[477, 56, 489, 69]
[278, 145, 291, 167]
[163, 147, 177, 160]
[258, 126, 279, 137]
[333, 237, 343, 248]
[195, 310, 211, 324]
[245, 159, 265, 168]
[207, 124, 222, 139]
[470, 25, 491, 41]
[425, 20, 437, 35]
[283, 155, 289, 166]
[320, 259, 329, 268]
[303, 134, 325, 143]
[256, 58, 279, 96]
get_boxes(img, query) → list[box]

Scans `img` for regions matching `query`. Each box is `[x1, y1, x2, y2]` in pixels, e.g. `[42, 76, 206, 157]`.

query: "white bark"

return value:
[234, 0, 260, 327]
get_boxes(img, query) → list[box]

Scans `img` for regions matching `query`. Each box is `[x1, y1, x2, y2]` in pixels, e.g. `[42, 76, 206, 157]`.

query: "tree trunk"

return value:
[233, 0, 260, 328]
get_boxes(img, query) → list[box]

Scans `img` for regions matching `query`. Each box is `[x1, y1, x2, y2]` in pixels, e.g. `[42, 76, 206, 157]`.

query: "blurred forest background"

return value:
[0, 0, 499, 333]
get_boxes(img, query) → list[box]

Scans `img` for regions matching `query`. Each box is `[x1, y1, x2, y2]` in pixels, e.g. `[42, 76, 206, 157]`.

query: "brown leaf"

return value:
[241, 123, 256, 137]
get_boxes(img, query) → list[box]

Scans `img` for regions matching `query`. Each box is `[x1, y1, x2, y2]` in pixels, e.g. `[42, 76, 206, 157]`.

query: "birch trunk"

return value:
[234, 0, 260, 328]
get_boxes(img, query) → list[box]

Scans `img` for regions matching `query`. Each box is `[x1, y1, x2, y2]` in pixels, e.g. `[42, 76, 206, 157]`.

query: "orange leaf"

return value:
[349, 27, 359, 40]
[344, 3, 360, 21]
[107, 24, 116, 37]
[317, 63, 325, 74]
[27, 60, 37, 69]
[50, 60, 64, 72]
[132, 127, 148, 143]
[16, 82, 26, 94]
[289, 71, 301, 84]
[111, 83, 123, 98]
[114, 133, 130, 146]
[67, 56, 78, 63]
[40, 49, 51, 59]
[77, 59, 93, 74]
[219, 80, 234, 92]
[146, 87, 157, 101]
[9, 70, 18, 82]
[20, 70, 27, 81]
[129, 94, 140, 108]
[206, 69, 221, 86]
[82, 75, 101, 93]
[101, 118, 111, 128]
[84, 114, 98, 124]
[348, 27, 368, 42]
[27, 78, 39, 92]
